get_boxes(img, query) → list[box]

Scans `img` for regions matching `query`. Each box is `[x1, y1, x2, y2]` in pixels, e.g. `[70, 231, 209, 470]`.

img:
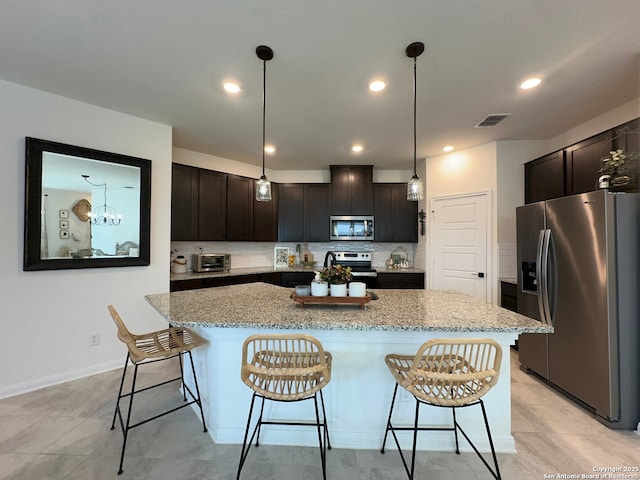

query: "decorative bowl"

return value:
[295, 285, 311, 296]
[300, 261, 316, 268]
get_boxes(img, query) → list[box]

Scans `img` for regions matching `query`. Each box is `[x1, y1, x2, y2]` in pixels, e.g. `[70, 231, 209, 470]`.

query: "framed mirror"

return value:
[24, 137, 151, 271]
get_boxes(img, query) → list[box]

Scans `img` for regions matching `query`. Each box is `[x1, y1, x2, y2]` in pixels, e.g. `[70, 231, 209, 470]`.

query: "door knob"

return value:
[471, 272, 485, 278]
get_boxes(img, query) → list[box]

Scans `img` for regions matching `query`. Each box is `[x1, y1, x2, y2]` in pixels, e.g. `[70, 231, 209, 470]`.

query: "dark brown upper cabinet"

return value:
[171, 163, 199, 240]
[278, 183, 304, 241]
[226, 174, 254, 241]
[524, 151, 565, 204]
[171, 164, 227, 241]
[330, 165, 374, 215]
[524, 117, 639, 203]
[374, 183, 418, 242]
[565, 131, 612, 196]
[253, 183, 279, 241]
[304, 183, 331, 241]
[611, 118, 639, 192]
[198, 169, 227, 241]
[278, 183, 330, 242]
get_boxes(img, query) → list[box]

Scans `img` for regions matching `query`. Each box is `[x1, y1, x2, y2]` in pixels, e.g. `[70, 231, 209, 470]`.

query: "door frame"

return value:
[428, 190, 493, 303]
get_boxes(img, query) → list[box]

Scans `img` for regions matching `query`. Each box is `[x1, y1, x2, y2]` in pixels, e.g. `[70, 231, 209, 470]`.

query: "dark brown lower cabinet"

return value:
[500, 281, 518, 312]
[376, 272, 425, 289]
[170, 272, 284, 291]
[280, 271, 316, 288]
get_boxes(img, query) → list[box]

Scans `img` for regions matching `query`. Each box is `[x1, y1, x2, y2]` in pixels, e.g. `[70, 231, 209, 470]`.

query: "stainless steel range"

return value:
[326, 251, 377, 288]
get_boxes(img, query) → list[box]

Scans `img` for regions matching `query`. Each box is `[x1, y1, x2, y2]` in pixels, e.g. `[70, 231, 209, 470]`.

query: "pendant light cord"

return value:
[413, 55, 417, 176]
[262, 57, 267, 177]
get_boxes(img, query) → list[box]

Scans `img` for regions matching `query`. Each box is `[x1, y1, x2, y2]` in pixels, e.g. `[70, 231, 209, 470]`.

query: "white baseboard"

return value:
[0, 359, 123, 400]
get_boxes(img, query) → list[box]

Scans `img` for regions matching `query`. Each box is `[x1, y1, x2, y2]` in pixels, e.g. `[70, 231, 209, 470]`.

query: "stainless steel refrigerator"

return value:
[516, 189, 639, 429]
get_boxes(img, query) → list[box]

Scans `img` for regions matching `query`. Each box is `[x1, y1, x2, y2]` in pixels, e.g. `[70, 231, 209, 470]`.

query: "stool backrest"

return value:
[241, 334, 331, 401]
[409, 338, 502, 407]
[108, 305, 135, 347]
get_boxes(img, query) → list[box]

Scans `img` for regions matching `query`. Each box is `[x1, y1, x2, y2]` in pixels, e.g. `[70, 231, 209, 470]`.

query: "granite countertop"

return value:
[145, 282, 551, 333]
[170, 266, 424, 281]
[500, 277, 517, 285]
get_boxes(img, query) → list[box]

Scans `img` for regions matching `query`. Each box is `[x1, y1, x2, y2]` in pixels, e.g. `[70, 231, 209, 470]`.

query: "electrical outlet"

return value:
[89, 334, 100, 346]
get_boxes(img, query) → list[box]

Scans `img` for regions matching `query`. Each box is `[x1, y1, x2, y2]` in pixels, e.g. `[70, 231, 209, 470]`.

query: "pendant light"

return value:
[255, 45, 274, 202]
[406, 41, 425, 201]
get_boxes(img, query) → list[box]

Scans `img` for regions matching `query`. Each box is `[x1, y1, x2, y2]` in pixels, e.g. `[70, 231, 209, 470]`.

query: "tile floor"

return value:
[0, 350, 638, 479]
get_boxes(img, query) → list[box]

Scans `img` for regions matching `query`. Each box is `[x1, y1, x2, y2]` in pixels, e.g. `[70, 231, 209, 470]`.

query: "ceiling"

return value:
[2, 1, 639, 171]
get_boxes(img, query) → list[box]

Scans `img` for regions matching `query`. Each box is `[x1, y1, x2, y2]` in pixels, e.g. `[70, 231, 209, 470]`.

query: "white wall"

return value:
[424, 142, 499, 303]
[0, 79, 173, 398]
[539, 98, 640, 157]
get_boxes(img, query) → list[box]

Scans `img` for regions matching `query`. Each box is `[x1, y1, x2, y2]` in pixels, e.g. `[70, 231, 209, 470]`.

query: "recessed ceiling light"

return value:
[223, 81, 241, 93]
[264, 145, 276, 154]
[520, 77, 542, 90]
[351, 144, 364, 153]
[442, 145, 454, 152]
[369, 80, 386, 92]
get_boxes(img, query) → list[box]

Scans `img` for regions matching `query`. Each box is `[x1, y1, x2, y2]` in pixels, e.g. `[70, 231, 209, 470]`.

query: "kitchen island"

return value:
[145, 283, 551, 453]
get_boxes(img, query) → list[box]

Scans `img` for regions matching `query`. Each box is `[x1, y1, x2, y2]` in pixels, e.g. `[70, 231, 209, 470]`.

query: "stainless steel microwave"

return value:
[330, 216, 374, 241]
[192, 253, 231, 273]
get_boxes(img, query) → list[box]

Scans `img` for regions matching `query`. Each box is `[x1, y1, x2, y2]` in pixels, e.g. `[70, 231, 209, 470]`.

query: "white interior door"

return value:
[430, 192, 490, 302]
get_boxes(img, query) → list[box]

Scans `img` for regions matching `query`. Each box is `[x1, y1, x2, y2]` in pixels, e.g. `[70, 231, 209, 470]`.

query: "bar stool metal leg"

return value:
[380, 383, 400, 454]
[111, 353, 130, 431]
[117, 362, 139, 475]
[186, 351, 207, 432]
[319, 390, 332, 450]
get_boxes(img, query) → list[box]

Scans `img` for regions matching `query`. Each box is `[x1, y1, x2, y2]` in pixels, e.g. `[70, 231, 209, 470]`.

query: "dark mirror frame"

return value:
[24, 137, 152, 271]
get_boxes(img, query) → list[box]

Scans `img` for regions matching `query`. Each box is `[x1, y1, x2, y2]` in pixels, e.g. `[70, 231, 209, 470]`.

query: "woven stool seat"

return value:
[108, 305, 207, 475]
[111, 305, 206, 364]
[381, 338, 503, 480]
[237, 334, 332, 480]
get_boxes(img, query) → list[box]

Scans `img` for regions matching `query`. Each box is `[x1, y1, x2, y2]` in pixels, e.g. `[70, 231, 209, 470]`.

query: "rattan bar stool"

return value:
[380, 338, 503, 480]
[108, 305, 208, 475]
[237, 334, 332, 480]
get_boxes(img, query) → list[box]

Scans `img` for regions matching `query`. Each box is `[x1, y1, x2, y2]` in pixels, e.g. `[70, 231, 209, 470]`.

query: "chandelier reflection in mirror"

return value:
[82, 175, 122, 226]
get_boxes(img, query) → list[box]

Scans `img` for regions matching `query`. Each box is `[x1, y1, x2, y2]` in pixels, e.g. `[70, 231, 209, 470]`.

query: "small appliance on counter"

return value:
[192, 253, 231, 273]
[171, 255, 187, 274]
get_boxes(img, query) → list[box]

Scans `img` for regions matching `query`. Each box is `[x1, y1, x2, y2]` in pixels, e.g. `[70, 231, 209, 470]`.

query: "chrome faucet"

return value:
[323, 251, 336, 268]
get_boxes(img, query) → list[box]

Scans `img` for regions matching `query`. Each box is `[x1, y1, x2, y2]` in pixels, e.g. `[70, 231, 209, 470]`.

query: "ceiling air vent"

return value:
[475, 114, 511, 128]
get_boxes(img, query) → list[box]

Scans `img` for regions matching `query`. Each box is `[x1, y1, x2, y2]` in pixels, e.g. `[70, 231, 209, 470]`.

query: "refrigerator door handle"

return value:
[535, 229, 547, 324]
[541, 229, 552, 326]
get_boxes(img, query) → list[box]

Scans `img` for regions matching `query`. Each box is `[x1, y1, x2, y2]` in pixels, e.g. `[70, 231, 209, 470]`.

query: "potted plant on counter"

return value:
[320, 264, 352, 297]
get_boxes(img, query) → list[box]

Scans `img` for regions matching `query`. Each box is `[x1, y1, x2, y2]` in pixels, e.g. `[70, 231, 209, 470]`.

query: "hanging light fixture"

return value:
[406, 41, 425, 201]
[255, 45, 274, 202]
[82, 175, 122, 226]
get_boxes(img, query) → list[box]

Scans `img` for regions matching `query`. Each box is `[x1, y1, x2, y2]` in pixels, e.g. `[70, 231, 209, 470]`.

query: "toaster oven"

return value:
[192, 253, 231, 273]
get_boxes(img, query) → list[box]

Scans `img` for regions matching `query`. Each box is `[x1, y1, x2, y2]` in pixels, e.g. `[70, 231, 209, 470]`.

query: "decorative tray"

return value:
[291, 293, 372, 309]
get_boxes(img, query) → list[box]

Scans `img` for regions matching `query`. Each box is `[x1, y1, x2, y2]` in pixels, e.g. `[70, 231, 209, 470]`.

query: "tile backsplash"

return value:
[171, 241, 418, 272]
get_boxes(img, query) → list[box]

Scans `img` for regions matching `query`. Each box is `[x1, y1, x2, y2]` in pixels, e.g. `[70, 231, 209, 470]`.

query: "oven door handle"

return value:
[350, 271, 378, 278]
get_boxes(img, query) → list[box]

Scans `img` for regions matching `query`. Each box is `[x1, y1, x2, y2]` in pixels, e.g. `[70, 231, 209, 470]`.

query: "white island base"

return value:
[185, 326, 517, 454]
